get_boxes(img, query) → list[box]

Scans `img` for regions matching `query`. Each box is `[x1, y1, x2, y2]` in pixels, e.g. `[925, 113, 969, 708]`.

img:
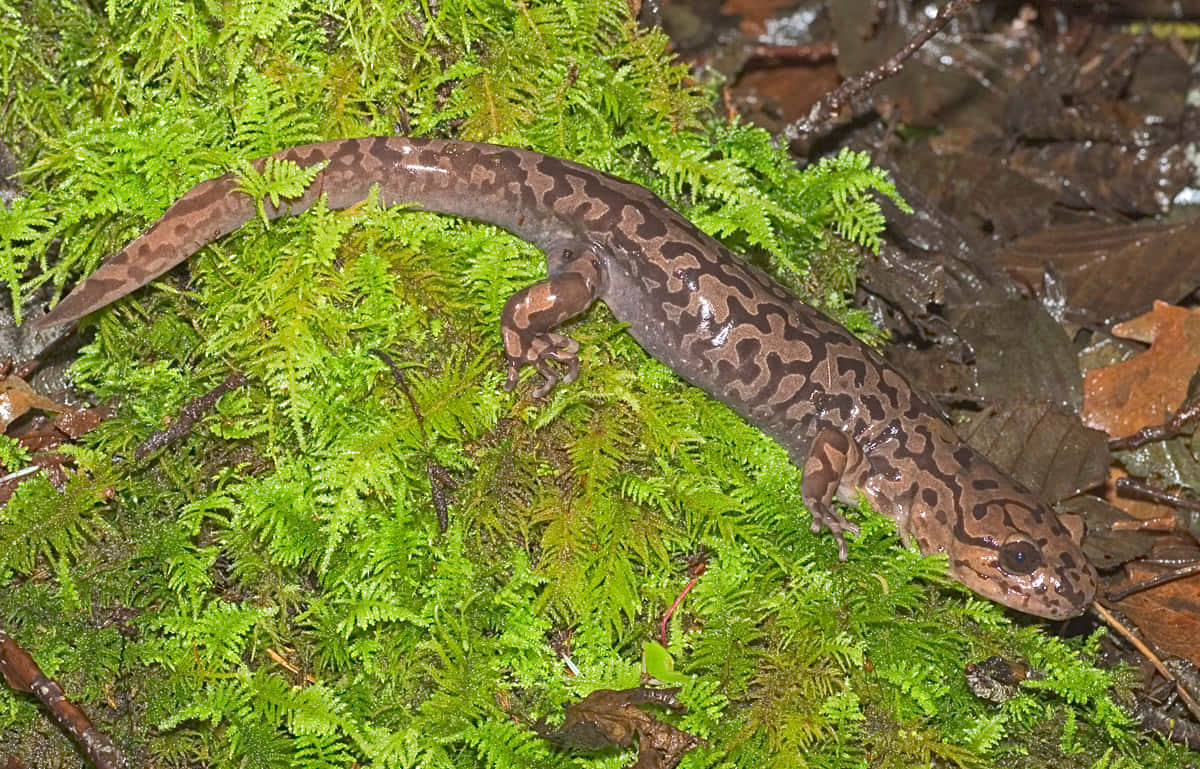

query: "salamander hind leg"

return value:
[797, 427, 863, 561]
[501, 252, 603, 398]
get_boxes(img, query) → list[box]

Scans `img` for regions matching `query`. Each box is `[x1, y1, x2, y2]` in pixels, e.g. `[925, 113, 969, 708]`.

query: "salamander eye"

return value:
[997, 539, 1043, 576]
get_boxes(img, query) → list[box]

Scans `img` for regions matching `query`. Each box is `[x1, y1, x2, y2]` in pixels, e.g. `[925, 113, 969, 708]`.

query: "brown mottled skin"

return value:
[33, 137, 1097, 619]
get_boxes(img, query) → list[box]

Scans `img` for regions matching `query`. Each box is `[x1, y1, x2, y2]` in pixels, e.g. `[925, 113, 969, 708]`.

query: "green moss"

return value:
[0, 0, 1184, 766]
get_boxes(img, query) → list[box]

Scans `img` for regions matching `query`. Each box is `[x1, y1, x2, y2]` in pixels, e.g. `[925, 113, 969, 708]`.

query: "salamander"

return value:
[32, 137, 1098, 619]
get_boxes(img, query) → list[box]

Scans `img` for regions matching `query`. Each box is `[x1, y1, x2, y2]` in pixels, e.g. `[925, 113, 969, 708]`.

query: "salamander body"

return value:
[34, 137, 1097, 619]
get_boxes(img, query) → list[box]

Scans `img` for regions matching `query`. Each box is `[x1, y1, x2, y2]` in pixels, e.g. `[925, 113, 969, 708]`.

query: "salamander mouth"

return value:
[953, 560, 1092, 620]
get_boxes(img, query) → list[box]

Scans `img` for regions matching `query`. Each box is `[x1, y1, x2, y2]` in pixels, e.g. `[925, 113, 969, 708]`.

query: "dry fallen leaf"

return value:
[1007, 142, 1190, 217]
[1057, 495, 1155, 569]
[1082, 302, 1200, 439]
[537, 687, 703, 769]
[0, 374, 64, 432]
[891, 145, 1057, 242]
[0, 372, 114, 504]
[996, 221, 1200, 326]
[1106, 537, 1200, 670]
[1104, 468, 1178, 523]
[53, 405, 107, 439]
[955, 402, 1109, 503]
[956, 299, 1083, 412]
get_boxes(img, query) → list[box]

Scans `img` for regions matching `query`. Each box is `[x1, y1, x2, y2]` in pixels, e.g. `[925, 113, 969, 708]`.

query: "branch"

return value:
[0, 630, 124, 769]
[784, 0, 981, 142]
[1108, 399, 1200, 450]
[134, 372, 249, 459]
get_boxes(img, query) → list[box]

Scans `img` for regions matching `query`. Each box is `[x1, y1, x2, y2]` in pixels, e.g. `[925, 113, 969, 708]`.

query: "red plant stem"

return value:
[660, 576, 700, 648]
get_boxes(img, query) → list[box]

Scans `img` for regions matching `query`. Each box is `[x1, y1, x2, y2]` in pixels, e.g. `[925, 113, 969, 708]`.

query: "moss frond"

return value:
[0, 0, 1170, 767]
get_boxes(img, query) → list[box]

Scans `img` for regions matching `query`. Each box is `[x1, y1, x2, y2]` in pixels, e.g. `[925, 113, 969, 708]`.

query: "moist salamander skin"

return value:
[34, 137, 1098, 619]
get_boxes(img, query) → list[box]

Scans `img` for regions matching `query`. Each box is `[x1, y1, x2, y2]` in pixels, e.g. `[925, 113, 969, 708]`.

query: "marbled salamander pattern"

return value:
[34, 137, 1097, 619]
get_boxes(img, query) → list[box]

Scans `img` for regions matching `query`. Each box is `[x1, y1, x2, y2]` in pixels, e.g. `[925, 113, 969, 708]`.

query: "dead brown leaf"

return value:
[53, 406, 107, 439]
[0, 372, 114, 504]
[1004, 36, 1182, 146]
[1107, 539, 1200, 669]
[537, 687, 703, 769]
[0, 374, 63, 432]
[1105, 467, 1178, 523]
[1083, 302, 1200, 439]
[891, 145, 1058, 242]
[955, 402, 1110, 503]
[1057, 495, 1155, 569]
[956, 299, 1083, 411]
[1007, 142, 1190, 217]
[883, 345, 974, 402]
[995, 220, 1200, 326]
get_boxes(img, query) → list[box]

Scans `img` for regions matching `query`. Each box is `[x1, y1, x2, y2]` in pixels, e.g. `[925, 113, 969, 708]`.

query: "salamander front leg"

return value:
[797, 427, 863, 561]
[502, 253, 603, 398]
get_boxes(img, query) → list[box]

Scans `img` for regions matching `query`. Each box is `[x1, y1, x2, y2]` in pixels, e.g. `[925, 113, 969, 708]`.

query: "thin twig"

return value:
[265, 647, 316, 684]
[134, 372, 249, 459]
[1111, 517, 1176, 532]
[370, 349, 455, 531]
[1109, 400, 1200, 450]
[0, 630, 125, 769]
[1107, 562, 1200, 601]
[0, 466, 41, 486]
[370, 348, 426, 443]
[784, 0, 980, 142]
[1091, 602, 1200, 722]
[1115, 477, 1200, 513]
[747, 41, 837, 65]
[660, 556, 707, 647]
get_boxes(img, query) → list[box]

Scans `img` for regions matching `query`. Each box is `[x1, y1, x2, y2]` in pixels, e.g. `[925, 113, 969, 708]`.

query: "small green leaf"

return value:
[642, 640, 691, 685]
[235, 156, 329, 224]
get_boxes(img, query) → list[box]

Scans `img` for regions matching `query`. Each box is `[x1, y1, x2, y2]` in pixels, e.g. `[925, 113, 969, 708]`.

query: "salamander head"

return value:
[935, 488, 1097, 620]
[889, 434, 1098, 620]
